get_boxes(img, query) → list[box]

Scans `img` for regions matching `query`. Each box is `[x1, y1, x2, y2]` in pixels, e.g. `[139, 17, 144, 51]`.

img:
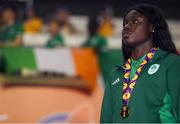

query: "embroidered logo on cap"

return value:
[148, 64, 160, 75]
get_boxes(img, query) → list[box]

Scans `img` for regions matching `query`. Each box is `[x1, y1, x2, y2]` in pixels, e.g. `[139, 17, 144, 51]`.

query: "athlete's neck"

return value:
[131, 40, 154, 60]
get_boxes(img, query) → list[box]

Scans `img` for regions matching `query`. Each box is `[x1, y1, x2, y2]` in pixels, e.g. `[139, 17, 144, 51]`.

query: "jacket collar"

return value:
[116, 48, 168, 70]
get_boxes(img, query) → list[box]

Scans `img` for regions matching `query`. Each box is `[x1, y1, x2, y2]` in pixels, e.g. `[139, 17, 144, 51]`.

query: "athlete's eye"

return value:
[132, 19, 138, 24]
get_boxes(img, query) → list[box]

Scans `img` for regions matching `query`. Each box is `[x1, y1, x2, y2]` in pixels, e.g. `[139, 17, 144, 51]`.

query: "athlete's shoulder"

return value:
[166, 52, 180, 62]
[163, 52, 180, 68]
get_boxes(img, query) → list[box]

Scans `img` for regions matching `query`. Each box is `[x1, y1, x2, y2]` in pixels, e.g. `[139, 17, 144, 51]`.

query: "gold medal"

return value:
[120, 105, 129, 118]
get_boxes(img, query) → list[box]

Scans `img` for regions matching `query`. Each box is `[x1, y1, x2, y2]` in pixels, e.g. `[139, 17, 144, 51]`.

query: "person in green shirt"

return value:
[0, 7, 23, 47]
[82, 16, 107, 52]
[46, 18, 64, 48]
[100, 4, 180, 123]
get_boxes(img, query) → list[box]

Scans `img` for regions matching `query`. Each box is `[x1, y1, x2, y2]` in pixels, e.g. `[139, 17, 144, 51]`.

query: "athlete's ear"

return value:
[150, 24, 155, 33]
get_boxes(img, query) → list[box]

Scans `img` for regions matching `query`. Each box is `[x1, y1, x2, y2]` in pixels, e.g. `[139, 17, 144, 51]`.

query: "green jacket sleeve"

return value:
[100, 71, 113, 123]
[167, 55, 180, 122]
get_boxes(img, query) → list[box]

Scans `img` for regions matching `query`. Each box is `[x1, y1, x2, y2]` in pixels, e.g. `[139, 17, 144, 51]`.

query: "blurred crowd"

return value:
[0, 6, 115, 50]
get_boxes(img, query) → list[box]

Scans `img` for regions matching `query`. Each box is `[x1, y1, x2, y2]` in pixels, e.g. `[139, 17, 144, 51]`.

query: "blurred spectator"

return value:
[46, 18, 64, 48]
[24, 8, 43, 33]
[82, 16, 107, 52]
[0, 7, 24, 47]
[98, 8, 114, 37]
[55, 8, 76, 34]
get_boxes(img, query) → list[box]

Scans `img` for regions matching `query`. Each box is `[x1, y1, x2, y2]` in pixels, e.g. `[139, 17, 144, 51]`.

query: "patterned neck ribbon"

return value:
[120, 47, 158, 118]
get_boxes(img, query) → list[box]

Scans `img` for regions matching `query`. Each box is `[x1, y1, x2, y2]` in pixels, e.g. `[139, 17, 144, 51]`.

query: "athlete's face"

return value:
[122, 10, 154, 47]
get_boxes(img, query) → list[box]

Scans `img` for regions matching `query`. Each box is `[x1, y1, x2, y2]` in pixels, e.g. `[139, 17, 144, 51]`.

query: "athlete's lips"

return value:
[122, 31, 132, 39]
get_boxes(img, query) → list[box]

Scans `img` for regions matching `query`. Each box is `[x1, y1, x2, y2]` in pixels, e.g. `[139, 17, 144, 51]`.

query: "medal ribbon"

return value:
[121, 47, 158, 118]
